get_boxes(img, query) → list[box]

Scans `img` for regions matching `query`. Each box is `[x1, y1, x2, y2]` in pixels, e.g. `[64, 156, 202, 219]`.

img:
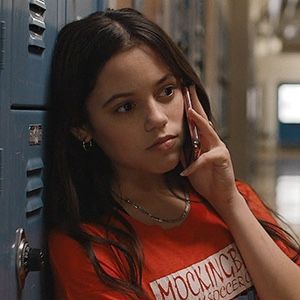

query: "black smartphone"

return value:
[183, 87, 200, 161]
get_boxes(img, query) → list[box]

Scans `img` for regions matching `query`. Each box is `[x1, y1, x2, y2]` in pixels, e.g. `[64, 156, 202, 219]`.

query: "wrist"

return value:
[218, 193, 250, 226]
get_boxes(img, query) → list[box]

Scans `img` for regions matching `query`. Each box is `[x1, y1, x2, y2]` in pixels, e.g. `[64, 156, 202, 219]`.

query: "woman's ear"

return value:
[71, 127, 92, 142]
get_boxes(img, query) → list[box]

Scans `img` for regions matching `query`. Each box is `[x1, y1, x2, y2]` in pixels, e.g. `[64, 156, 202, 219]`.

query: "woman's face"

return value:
[84, 46, 185, 176]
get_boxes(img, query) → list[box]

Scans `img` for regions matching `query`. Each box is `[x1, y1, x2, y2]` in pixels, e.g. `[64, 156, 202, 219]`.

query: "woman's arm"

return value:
[222, 192, 300, 300]
[180, 86, 300, 300]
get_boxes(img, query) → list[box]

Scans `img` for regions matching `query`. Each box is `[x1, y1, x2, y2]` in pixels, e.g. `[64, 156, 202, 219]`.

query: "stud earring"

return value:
[82, 140, 93, 151]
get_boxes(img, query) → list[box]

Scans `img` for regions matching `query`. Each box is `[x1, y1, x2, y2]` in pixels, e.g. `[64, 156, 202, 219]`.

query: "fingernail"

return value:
[180, 171, 187, 176]
[188, 108, 196, 115]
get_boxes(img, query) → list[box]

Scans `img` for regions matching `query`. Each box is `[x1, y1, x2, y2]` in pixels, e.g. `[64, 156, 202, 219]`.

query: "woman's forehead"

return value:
[91, 46, 174, 95]
[101, 45, 169, 76]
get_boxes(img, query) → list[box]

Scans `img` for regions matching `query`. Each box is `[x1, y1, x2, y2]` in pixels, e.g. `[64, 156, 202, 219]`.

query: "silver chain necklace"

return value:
[115, 192, 191, 224]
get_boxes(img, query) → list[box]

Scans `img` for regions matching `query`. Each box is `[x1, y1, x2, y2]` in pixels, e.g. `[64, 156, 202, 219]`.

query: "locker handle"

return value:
[15, 228, 45, 289]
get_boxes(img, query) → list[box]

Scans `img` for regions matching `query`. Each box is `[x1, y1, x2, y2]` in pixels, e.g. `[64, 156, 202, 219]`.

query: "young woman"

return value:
[46, 8, 300, 300]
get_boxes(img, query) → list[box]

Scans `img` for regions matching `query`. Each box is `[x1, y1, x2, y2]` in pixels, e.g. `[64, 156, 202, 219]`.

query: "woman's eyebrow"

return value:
[155, 73, 176, 86]
[102, 73, 176, 107]
[102, 92, 134, 108]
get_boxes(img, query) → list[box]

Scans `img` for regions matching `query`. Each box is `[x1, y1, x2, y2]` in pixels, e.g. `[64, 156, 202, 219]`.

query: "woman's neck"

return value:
[113, 169, 170, 200]
[111, 167, 189, 228]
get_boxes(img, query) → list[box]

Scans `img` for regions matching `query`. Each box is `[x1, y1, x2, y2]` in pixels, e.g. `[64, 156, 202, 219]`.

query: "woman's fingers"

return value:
[180, 136, 231, 177]
[181, 85, 225, 173]
[180, 147, 228, 176]
[189, 85, 208, 121]
[180, 108, 227, 176]
[188, 108, 220, 147]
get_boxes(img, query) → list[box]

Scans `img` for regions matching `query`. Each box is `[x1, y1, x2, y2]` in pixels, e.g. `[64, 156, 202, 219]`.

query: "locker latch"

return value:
[15, 228, 45, 289]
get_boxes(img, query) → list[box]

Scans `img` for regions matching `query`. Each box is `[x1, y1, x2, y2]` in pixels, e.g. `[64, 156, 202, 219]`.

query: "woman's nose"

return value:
[144, 100, 168, 132]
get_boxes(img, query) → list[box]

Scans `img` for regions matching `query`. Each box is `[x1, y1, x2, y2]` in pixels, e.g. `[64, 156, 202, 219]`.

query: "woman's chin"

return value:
[156, 156, 181, 174]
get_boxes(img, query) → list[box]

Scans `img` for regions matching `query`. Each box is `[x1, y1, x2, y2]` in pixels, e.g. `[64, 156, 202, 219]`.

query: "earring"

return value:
[82, 140, 93, 152]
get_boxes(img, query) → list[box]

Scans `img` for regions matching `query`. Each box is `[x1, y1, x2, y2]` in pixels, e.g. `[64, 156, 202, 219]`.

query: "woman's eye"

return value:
[116, 102, 135, 113]
[160, 86, 175, 97]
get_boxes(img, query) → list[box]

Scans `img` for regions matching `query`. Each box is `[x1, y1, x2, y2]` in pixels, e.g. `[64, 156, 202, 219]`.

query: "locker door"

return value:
[9, 111, 47, 300]
[1, 1, 15, 299]
[0, 0, 108, 298]
[11, 0, 59, 107]
[0, 0, 60, 299]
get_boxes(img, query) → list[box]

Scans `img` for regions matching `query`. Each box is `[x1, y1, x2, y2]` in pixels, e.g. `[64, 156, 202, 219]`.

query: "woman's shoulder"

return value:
[48, 225, 126, 279]
[48, 224, 105, 248]
[48, 229, 82, 253]
[48, 224, 113, 263]
[48, 228, 95, 273]
[48, 227, 130, 299]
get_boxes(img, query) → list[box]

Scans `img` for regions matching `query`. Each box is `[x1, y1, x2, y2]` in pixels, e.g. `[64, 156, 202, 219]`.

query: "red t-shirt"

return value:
[48, 182, 300, 299]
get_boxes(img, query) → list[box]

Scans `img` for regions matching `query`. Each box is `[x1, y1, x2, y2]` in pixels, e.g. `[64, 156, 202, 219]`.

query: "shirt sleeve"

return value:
[48, 230, 132, 300]
[236, 180, 300, 267]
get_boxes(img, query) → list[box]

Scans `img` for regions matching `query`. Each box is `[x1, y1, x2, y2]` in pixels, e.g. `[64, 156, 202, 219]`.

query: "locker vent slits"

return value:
[28, 0, 46, 55]
[26, 157, 44, 216]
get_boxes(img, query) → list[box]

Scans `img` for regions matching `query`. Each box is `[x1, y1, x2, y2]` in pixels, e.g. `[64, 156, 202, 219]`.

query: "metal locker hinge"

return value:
[15, 228, 45, 289]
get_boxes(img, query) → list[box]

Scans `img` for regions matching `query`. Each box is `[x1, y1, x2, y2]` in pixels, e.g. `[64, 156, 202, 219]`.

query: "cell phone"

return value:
[183, 87, 200, 161]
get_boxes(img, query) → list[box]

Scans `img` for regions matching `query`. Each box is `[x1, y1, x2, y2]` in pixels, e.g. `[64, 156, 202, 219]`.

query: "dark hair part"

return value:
[45, 7, 299, 298]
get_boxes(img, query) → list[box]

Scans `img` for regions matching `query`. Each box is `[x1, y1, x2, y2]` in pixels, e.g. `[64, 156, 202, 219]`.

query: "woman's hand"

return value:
[180, 86, 242, 216]
[180, 86, 300, 300]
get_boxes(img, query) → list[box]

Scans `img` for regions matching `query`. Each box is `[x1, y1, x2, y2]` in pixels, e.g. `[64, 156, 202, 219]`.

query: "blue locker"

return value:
[9, 110, 47, 300]
[66, 0, 105, 23]
[11, 0, 59, 107]
[0, 0, 14, 299]
[1, 0, 55, 296]
[1, 0, 108, 298]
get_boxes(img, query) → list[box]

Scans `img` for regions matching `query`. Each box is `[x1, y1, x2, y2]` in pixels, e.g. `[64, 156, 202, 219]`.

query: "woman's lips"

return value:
[147, 135, 177, 151]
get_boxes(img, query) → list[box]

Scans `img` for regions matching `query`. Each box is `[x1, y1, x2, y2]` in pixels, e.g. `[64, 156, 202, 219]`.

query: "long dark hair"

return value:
[45, 8, 299, 298]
